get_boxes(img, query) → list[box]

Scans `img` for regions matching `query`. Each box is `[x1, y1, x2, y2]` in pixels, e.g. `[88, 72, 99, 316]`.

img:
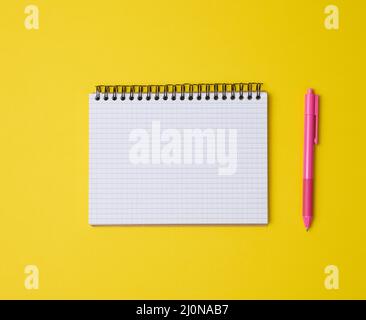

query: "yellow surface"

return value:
[0, 0, 365, 299]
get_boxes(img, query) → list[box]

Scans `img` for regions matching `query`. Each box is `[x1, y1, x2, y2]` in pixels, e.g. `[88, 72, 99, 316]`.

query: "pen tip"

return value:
[307, 88, 314, 94]
[306, 228, 309, 232]
[303, 216, 312, 231]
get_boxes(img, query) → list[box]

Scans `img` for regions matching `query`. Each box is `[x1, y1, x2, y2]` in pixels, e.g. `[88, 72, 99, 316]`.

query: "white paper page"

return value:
[89, 93, 268, 225]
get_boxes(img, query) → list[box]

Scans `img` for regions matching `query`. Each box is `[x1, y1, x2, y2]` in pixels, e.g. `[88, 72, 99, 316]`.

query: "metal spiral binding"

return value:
[95, 83, 263, 101]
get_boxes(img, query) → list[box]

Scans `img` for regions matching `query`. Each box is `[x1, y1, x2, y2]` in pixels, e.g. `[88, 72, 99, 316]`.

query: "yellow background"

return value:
[0, 0, 365, 299]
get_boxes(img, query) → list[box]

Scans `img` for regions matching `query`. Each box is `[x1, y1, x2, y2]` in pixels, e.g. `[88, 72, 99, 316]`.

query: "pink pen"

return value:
[303, 89, 319, 231]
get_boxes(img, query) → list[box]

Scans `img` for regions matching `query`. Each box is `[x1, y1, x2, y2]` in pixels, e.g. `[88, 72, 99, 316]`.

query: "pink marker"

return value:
[303, 89, 319, 231]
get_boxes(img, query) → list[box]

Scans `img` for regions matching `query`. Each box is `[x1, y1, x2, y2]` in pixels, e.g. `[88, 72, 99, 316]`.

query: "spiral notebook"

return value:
[89, 83, 268, 225]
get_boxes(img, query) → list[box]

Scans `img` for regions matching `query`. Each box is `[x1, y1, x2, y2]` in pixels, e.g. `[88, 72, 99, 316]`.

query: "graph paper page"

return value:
[89, 93, 268, 225]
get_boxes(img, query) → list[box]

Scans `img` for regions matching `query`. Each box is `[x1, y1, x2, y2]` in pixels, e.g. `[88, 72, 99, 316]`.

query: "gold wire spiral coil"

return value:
[95, 83, 263, 101]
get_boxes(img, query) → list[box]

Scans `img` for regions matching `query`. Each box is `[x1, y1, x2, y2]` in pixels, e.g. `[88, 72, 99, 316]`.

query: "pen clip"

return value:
[314, 95, 319, 144]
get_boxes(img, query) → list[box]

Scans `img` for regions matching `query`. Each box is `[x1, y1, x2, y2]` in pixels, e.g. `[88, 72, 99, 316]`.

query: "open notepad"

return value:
[89, 84, 268, 225]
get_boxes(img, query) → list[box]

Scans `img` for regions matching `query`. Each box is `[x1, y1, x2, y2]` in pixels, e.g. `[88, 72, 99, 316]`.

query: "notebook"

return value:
[89, 83, 268, 225]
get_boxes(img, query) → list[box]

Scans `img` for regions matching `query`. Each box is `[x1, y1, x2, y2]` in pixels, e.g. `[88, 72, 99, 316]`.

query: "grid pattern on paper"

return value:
[89, 93, 268, 225]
